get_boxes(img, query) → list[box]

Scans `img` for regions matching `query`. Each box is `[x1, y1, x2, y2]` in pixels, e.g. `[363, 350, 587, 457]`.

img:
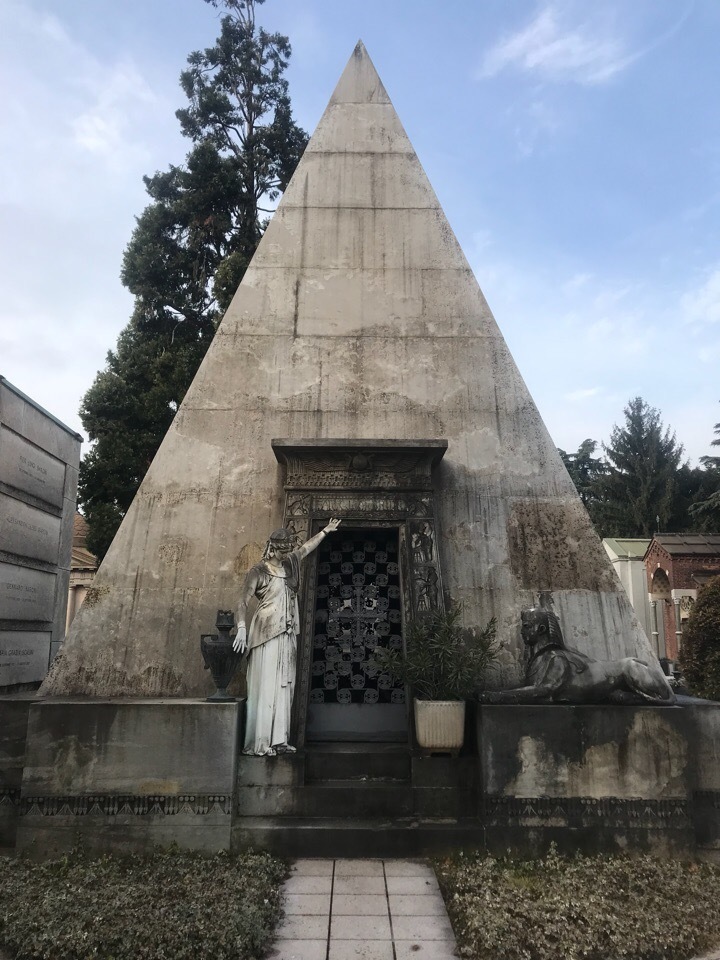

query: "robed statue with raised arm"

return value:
[234, 519, 341, 756]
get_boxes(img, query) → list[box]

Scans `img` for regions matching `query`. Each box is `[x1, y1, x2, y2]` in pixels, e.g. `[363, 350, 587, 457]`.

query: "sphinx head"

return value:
[520, 607, 565, 649]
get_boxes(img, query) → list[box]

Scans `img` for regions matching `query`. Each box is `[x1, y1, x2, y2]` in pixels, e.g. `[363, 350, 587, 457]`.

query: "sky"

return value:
[1, 0, 719, 463]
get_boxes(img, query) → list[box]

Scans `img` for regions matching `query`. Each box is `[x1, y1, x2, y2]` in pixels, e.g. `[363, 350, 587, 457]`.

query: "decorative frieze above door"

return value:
[271, 440, 448, 746]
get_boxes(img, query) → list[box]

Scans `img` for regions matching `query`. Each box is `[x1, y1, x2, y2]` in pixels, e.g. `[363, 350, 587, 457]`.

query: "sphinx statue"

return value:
[479, 606, 676, 706]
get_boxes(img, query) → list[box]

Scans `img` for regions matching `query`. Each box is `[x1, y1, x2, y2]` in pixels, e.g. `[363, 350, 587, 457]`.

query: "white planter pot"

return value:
[414, 698, 466, 751]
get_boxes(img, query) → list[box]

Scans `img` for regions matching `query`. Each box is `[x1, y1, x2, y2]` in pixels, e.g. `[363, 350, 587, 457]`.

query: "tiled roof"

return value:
[652, 533, 720, 556]
[603, 538, 651, 559]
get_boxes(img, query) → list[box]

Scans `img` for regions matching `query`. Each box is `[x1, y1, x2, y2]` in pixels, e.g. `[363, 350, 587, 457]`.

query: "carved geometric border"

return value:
[482, 796, 692, 825]
[0, 788, 20, 809]
[19, 795, 232, 817]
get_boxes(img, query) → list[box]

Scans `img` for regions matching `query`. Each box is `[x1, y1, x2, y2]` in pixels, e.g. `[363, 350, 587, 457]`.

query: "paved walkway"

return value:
[268, 858, 459, 960]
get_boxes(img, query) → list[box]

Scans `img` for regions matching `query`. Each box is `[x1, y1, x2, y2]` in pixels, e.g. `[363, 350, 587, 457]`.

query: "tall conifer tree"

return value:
[600, 397, 686, 537]
[690, 409, 720, 527]
[78, 0, 307, 560]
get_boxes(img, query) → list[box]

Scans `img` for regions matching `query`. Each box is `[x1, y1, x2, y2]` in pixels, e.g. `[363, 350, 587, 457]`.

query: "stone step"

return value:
[231, 815, 484, 858]
[237, 780, 414, 819]
[304, 743, 411, 783]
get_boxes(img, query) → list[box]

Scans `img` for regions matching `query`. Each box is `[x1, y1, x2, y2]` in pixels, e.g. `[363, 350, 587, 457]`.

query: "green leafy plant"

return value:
[375, 604, 498, 701]
[436, 846, 720, 960]
[680, 574, 720, 702]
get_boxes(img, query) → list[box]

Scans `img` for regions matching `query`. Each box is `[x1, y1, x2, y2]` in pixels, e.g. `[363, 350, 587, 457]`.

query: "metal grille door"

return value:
[306, 528, 407, 741]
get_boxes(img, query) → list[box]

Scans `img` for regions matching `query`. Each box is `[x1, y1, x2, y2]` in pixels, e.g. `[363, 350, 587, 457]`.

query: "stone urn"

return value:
[200, 610, 242, 702]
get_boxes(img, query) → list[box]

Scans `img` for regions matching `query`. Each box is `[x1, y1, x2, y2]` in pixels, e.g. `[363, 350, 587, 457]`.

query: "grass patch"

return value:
[435, 847, 720, 960]
[0, 848, 287, 960]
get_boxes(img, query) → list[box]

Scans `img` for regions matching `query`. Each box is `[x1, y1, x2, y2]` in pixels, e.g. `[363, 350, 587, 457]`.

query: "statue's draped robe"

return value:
[239, 551, 303, 755]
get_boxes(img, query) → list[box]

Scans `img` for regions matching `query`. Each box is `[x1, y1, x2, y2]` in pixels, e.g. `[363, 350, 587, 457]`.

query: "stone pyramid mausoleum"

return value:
[43, 42, 656, 700]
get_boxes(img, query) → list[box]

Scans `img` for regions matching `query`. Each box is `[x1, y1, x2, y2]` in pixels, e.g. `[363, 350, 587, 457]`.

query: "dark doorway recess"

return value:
[306, 527, 406, 742]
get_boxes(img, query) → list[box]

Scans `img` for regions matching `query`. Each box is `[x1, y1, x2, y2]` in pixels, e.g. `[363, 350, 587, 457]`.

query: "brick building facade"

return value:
[644, 534, 720, 660]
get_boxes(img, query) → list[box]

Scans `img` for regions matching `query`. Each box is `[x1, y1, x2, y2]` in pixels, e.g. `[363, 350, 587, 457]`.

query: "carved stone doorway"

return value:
[272, 438, 448, 748]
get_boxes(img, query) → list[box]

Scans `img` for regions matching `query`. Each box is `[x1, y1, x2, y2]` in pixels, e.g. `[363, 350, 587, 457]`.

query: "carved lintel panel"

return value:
[272, 439, 448, 747]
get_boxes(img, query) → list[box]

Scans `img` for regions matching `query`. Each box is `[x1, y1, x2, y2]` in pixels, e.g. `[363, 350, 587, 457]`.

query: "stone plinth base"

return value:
[0, 694, 34, 851]
[11, 698, 243, 858]
[477, 701, 719, 857]
[2, 697, 719, 859]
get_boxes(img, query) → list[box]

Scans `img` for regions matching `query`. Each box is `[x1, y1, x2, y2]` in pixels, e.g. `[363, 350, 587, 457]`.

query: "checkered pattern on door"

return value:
[310, 530, 405, 706]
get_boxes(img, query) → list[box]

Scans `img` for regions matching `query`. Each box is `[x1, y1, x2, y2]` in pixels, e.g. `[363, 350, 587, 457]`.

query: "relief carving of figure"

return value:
[480, 606, 675, 705]
[411, 523, 434, 564]
[234, 518, 341, 756]
[415, 567, 439, 612]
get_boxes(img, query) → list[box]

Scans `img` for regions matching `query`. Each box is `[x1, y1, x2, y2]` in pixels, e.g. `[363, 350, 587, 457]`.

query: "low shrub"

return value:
[0, 848, 286, 960]
[374, 604, 499, 701]
[680, 575, 720, 702]
[436, 846, 720, 960]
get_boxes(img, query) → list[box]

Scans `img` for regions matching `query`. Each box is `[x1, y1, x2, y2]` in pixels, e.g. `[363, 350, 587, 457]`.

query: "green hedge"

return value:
[0, 849, 286, 960]
[436, 847, 720, 960]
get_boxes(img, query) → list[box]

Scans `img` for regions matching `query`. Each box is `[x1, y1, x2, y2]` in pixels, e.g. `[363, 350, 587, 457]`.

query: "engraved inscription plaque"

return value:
[0, 562, 56, 621]
[0, 630, 51, 685]
[0, 494, 62, 564]
[0, 427, 66, 508]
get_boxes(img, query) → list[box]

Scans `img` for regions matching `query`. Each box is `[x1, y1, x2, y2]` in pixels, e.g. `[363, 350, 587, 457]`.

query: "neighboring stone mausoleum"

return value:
[645, 534, 720, 661]
[0, 377, 81, 691]
[2, 44, 719, 861]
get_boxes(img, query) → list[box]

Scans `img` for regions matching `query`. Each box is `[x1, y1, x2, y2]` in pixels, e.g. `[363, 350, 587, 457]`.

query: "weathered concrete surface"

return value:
[0, 695, 33, 850]
[478, 705, 691, 801]
[477, 703, 705, 856]
[14, 699, 242, 857]
[43, 42, 658, 697]
[21, 699, 241, 795]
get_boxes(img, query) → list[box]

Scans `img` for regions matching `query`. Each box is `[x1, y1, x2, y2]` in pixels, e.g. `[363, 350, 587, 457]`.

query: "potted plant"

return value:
[375, 605, 498, 752]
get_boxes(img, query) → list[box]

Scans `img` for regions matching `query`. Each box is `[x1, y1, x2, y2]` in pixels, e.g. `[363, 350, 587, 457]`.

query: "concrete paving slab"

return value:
[332, 894, 389, 915]
[334, 858, 384, 876]
[333, 875, 386, 896]
[331, 915, 392, 941]
[328, 942, 394, 960]
[385, 875, 440, 895]
[284, 894, 333, 915]
[277, 916, 330, 940]
[394, 944, 459, 960]
[268, 939, 328, 960]
[389, 893, 448, 915]
[271, 858, 460, 960]
[284, 875, 334, 895]
[392, 915, 455, 941]
[383, 860, 435, 877]
[291, 860, 335, 876]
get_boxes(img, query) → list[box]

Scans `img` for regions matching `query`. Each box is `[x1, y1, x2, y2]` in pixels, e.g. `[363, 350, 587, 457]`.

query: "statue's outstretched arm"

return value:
[295, 518, 341, 561]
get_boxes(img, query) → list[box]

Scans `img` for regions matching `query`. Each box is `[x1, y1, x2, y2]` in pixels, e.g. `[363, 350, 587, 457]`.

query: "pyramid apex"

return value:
[330, 40, 390, 105]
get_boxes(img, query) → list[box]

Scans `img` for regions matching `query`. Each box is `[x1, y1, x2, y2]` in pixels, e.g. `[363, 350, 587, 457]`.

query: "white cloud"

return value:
[565, 387, 602, 402]
[71, 61, 159, 166]
[681, 268, 720, 325]
[481, 5, 635, 85]
[562, 272, 592, 293]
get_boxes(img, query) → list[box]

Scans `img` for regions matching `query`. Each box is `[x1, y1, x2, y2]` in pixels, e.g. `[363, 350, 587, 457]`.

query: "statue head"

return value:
[520, 607, 565, 649]
[263, 527, 297, 560]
